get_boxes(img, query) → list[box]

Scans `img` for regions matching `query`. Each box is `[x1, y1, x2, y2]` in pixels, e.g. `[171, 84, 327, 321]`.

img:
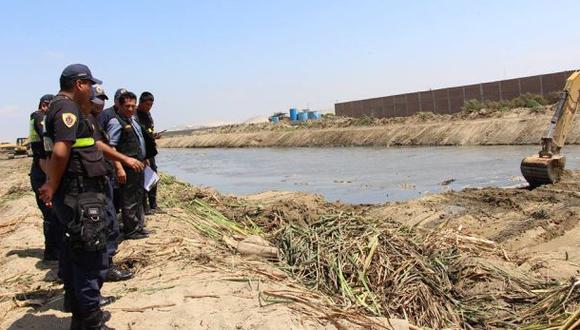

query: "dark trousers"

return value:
[29, 161, 62, 257]
[113, 187, 122, 214]
[120, 165, 145, 234]
[104, 176, 119, 260]
[143, 157, 158, 211]
[108, 174, 122, 214]
[53, 181, 109, 314]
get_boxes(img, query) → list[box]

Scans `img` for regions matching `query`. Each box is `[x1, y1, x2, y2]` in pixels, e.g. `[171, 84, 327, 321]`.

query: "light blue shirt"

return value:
[107, 115, 146, 159]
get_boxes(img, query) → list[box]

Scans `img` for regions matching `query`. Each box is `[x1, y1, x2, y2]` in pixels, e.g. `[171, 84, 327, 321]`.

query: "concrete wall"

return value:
[335, 70, 576, 118]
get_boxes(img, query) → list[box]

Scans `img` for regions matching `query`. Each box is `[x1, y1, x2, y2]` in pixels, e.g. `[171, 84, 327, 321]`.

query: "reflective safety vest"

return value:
[29, 113, 43, 143]
[72, 137, 95, 148]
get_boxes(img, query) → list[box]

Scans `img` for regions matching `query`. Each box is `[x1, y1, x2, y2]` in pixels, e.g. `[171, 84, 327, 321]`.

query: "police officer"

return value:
[29, 94, 62, 261]
[91, 85, 108, 117]
[104, 91, 149, 239]
[97, 88, 127, 214]
[90, 86, 139, 282]
[40, 64, 112, 329]
[136, 91, 162, 214]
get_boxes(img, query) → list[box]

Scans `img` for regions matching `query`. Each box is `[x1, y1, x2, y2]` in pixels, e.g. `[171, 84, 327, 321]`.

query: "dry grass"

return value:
[157, 175, 580, 329]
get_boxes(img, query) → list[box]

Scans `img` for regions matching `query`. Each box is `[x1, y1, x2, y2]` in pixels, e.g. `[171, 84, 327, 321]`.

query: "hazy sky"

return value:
[0, 0, 578, 140]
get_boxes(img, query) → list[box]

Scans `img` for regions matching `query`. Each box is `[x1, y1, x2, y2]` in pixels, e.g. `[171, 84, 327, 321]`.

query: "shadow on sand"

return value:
[6, 313, 70, 330]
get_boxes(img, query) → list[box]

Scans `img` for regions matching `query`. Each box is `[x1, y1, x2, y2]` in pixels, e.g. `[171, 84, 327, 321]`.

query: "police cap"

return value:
[60, 64, 102, 85]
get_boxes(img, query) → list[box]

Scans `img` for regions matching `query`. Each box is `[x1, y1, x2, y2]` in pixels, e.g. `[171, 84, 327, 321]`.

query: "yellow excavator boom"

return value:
[521, 71, 580, 186]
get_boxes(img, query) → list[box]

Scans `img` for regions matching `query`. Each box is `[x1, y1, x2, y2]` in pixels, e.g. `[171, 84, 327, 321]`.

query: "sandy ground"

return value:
[1, 159, 405, 330]
[158, 108, 580, 148]
[1, 156, 579, 328]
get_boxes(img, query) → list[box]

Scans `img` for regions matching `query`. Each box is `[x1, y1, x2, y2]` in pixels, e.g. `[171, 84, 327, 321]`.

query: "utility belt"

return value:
[62, 175, 108, 252]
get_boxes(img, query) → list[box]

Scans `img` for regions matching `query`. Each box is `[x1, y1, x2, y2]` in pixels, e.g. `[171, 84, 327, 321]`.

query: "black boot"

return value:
[80, 308, 112, 330]
[69, 294, 82, 330]
[105, 265, 133, 282]
[99, 296, 116, 307]
[63, 289, 75, 313]
[70, 314, 83, 330]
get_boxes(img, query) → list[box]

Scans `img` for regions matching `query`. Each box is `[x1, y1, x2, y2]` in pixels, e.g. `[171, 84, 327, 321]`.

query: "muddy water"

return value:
[156, 146, 580, 204]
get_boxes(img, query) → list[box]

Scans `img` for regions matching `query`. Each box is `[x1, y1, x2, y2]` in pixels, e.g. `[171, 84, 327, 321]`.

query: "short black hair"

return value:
[59, 77, 75, 91]
[139, 91, 154, 103]
[118, 91, 137, 105]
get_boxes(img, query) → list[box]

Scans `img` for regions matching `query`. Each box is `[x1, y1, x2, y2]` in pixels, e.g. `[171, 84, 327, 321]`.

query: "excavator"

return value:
[521, 71, 580, 187]
[0, 137, 31, 159]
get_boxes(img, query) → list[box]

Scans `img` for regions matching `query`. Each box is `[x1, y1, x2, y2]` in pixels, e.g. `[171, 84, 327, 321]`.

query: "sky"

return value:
[0, 0, 579, 141]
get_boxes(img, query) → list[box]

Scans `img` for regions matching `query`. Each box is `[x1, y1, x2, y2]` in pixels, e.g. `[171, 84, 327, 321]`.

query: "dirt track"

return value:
[159, 108, 580, 148]
[1, 158, 579, 329]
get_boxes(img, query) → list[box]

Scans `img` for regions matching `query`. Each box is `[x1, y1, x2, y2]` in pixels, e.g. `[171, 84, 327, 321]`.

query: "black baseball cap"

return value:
[93, 85, 108, 100]
[39, 94, 54, 103]
[114, 88, 128, 101]
[91, 86, 106, 106]
[60, 64, 102, 85]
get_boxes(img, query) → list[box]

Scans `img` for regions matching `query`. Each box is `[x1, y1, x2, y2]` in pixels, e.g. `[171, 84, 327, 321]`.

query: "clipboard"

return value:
[144, 165, 160, 192]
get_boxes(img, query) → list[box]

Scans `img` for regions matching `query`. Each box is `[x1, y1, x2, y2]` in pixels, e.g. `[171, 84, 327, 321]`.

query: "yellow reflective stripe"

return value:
[72, 137, 95, 148]
[29, 118, 41, 142]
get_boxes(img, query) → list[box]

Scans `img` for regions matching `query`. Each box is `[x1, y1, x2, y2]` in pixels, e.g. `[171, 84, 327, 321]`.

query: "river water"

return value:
[156, 146, 580, 204]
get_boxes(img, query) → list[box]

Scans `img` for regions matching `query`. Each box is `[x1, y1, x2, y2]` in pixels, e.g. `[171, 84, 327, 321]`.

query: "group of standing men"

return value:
[28, 63, 162, 329]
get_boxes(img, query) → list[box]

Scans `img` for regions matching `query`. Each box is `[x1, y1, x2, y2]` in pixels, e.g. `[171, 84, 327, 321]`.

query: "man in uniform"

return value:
[97, 88, 127, 214]
[136, 91, 162, 214]
[90, 86, 139, 282]
[40, 64, 112, 329]
[29, 94, 62, 261]
[91, 85, 108, 117]
[104, 91, 149, 239]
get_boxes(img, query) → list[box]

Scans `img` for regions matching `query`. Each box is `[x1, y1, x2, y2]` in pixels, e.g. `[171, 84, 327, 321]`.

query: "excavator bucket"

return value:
[520, 155, 565, 187]
[521, 71, 579, 187]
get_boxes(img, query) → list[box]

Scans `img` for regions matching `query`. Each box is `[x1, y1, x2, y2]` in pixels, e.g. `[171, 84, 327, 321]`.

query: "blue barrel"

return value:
[297, 112, 308, 122]
[289, 108, 298, 121]
[307, 111, 321, 119]
[271, 116, 279, 123]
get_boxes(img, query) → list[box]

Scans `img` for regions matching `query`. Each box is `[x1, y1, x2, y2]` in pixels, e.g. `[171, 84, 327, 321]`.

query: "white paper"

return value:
[144, 165, 160, 192]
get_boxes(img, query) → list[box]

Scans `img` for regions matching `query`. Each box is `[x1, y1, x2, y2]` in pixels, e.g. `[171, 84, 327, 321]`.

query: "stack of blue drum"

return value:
[289, 108, 321, 122]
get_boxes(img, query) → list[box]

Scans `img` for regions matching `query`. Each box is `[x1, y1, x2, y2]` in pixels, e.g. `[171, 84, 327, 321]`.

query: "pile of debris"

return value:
[159, 174, 580, 329]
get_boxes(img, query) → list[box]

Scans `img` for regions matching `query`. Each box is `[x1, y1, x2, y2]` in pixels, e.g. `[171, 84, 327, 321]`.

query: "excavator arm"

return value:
[521, 71, 580, 186]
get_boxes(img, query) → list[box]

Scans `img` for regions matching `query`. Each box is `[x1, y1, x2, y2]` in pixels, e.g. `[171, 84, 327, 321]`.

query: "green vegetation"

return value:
[416, 111, 435, 120]
[461, 93, 559, 113]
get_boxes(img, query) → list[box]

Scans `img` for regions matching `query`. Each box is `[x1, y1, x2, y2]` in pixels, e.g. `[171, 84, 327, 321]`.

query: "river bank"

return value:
[159, 108, 580, 148]
[1, 158, 579, 329]
[0, 158, 392, 330]
[155, 145, 580, 203]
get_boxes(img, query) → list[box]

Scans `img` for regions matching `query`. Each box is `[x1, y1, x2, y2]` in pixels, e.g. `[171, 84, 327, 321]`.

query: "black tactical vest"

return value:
[44, 95, 109, 178]
[113, 111, 142, 159]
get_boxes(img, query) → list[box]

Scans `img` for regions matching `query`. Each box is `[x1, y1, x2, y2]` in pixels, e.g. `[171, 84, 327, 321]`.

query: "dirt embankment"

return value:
[159, 108, 580, 148]
[2, 158, 580, 329]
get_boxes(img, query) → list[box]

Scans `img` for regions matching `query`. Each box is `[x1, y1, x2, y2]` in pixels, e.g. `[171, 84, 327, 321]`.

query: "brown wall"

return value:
[335, 70, 576, 118]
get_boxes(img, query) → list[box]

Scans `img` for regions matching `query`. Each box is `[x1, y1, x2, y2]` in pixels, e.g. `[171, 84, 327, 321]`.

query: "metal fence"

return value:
[335, 70, 576, 118]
